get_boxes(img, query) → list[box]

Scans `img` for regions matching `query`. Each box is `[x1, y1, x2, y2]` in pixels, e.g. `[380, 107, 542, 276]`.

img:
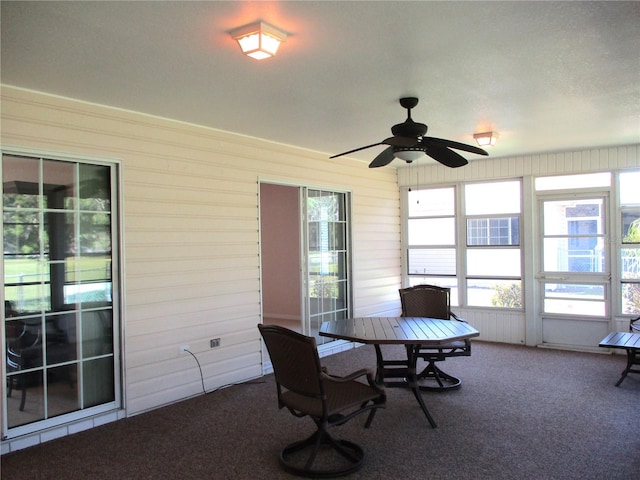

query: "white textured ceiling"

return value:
[2, 1, 639, 167]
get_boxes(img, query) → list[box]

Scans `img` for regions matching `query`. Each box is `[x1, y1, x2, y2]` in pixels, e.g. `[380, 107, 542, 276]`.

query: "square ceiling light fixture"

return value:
[229, 21, 288, 60]
[473, 131, 499, 147]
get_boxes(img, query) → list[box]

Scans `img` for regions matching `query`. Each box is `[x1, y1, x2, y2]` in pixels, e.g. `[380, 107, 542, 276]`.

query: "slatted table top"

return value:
[319, 316, 479, 346]
[599, 331, 640, 350]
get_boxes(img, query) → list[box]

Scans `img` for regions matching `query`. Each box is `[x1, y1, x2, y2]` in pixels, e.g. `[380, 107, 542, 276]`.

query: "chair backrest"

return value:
[258, 324, 324, 398]
[399, 284, 451, 319]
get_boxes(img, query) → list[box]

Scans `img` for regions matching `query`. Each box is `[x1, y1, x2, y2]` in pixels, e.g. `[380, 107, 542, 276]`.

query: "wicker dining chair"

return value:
[399, 284, 472, 391]
[258, 324, 386, 478]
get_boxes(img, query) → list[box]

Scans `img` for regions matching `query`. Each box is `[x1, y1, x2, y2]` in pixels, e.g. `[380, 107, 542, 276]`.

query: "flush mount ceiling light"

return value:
[229, 21, 288, 60]
[473, 131, 499, 147]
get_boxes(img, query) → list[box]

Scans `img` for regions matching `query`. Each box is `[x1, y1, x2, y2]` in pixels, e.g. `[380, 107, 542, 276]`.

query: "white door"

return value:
[538, 194, 611, 349]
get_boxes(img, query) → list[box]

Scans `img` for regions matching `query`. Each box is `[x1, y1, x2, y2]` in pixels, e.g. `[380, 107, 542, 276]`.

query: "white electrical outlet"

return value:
[180, 345, 190, 355]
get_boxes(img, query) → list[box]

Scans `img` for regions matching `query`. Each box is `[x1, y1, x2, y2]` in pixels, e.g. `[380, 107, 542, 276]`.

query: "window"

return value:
[620, 170, 640, 314]
[406, 187, 458, 300]
[535, 172, 611, 191]
[465, 181, 522, 308]
[405, 181, 522, 308]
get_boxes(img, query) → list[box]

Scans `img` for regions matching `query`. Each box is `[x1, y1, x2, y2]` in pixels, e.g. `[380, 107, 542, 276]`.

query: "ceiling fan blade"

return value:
[382, 136, 418, 148]
[422, 137, 488, 156]
[423, 144, 469, 168]
[369, 146, 396, 168]
[330, 136, 418, 159]
[330, 142, 389, 159]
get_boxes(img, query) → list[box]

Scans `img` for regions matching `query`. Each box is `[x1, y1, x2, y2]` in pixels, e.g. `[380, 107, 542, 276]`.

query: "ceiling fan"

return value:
[330, 97, 489, 168]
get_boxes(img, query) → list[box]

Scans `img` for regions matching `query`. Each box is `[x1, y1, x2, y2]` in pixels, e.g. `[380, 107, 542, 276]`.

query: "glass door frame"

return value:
[301, 187, 353, 344]
[2, 149, 122, 440]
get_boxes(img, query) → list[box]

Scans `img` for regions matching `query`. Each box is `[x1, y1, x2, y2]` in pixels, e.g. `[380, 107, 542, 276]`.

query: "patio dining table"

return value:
[320, 316, 479, 428]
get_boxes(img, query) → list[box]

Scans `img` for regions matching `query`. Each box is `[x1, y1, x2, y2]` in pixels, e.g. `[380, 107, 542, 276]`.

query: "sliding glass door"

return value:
[304, 189, 351, 343]
[2, 153, 120, 436]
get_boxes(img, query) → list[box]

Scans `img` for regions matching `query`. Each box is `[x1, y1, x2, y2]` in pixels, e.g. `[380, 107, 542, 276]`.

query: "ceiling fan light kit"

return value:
[229, 21, 287, 60]
[330, 97, 489, 168]
[473, 131, 499, 147]
[394, 149, 425, 162]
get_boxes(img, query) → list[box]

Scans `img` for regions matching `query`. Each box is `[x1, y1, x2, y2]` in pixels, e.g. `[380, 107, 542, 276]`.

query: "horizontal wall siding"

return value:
[0, 86, 401, 419]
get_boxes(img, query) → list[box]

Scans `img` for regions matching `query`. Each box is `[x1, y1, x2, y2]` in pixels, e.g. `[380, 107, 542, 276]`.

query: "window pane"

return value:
[620, 170, 640, 204]
[543, 238, 605, 273]
[4, 265, 49, 313]
[7, 371, 44, 427]
[43, 160, 76, 210]
[467, 249, 521, 276]
[622, 282, 640, 314]
[79, 308, 113, 357]
[467, 217, 520, 246]
[46, 312, 78, 364]
[408, 187, 454, 216]
[79, 212, 112, 255]
[535, 172, 611, 191]
[622, 248, 640, 279]
[308, 191, 343, 222]
[543, 283, 605, 316]
[465, 181, 520, 215]
[408, 248, 456, 275]
[543, 199, 604, 235]
[622, 208, 640, 244]
[408, 218, 455, 245]
[4, 210, 41, 255]
[79, 164, 111, 211]
[3, 155, 40, 207]
[83, 357, 115, 407]
[467, 279, 522, 308]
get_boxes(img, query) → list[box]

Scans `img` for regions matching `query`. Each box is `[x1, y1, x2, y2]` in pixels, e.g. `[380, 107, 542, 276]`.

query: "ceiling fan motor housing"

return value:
[391, 120, 427, 138]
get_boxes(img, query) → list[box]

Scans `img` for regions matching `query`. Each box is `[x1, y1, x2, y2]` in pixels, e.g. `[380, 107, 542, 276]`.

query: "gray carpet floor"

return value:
[2, 341, 639, 479]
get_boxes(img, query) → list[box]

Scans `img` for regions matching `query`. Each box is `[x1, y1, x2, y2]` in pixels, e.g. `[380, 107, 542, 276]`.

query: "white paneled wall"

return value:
[0, 87, 401, 423]
[398, 145, 639, 186]
[455, 308, 526, 345]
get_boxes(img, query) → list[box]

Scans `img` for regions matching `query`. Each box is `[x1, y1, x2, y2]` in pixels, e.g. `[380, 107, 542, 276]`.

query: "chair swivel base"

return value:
[416, 362, 462, 391]
[280, 430, 364, 478]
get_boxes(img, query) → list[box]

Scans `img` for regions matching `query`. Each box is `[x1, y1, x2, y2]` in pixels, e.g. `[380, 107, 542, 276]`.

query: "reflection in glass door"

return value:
[304, 189, 351, 344]
[539, 195, 610, 348]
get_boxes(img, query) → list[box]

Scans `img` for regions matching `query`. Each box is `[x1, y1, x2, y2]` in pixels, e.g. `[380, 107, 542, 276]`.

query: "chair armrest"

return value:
[322, 368, 386, 394]
[450, 311, 466, 323]
[322, 368, 372, 383]
[631, 316, 640, 332]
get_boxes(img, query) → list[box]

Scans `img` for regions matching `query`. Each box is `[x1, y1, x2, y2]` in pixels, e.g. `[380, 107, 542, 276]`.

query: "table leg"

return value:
[615, 349, 638, 387]
[406, 345, 438, 428]
[373, 344, 437, 428]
